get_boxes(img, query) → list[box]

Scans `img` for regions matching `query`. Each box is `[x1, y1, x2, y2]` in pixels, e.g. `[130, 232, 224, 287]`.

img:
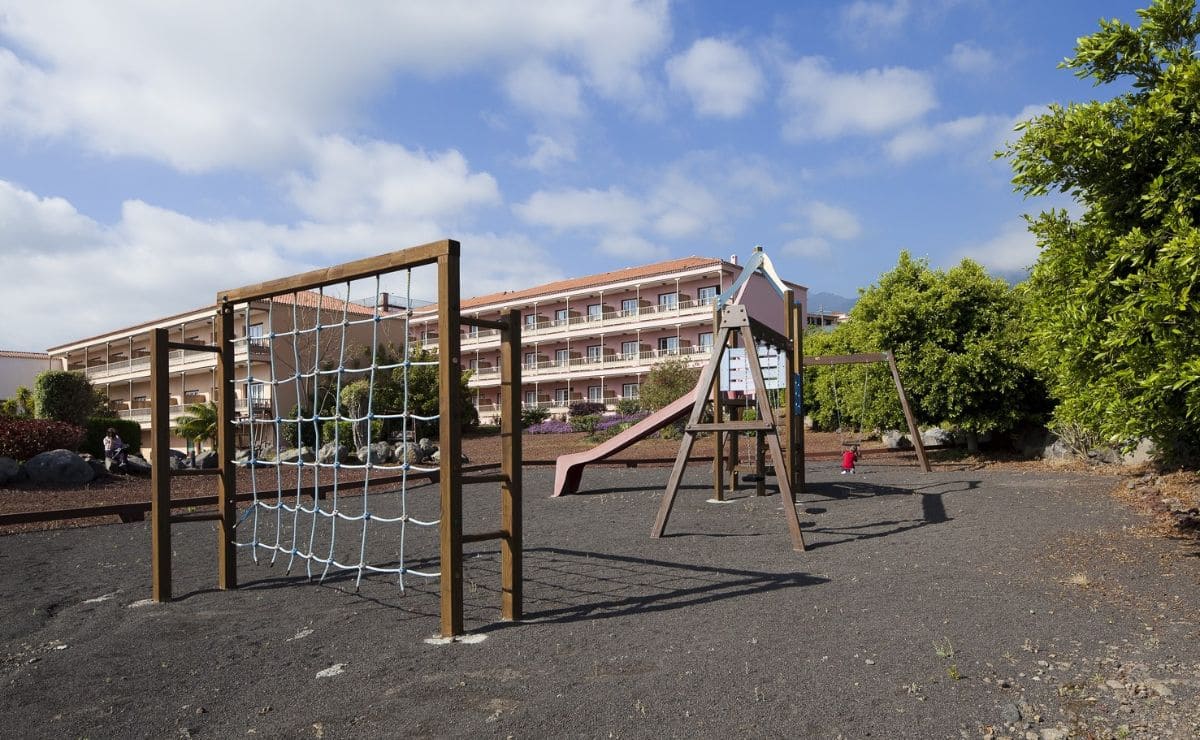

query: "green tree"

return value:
[33, 370, 102, 427]
[343, 343, 478, 441]
[639, 357, 700, 412]
[173, 401, 218, 450]
[808, 253, 1043, 450]
[0, 385, 35, 418]
[1003, 0, 1200, 460]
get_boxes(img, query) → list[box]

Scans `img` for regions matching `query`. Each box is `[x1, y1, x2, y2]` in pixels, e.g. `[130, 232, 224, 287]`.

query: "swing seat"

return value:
[840, 438, 863, 447]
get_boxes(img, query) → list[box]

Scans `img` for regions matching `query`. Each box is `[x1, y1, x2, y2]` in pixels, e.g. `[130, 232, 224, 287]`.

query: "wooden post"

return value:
[792, 300, 805, 490]
[782, 289, 800, 497]
[886, 351, 930, 472]
[710, 305, 724, 502]
[150, 328, 171, 601]
[499, 309, 522, 621]
[216, 303, 237, 589]
[438, 243, 464, 637]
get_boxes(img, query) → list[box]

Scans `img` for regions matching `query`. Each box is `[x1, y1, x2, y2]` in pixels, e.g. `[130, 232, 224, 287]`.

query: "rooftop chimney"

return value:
[729, 254, 738, 265]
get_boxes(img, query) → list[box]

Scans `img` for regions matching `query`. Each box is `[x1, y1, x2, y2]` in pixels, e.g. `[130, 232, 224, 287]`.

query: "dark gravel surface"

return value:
[3, 459, 1199, 738]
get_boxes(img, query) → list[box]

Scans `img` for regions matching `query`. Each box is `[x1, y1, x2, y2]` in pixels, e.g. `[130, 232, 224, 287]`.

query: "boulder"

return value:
[1041, 437, 1075, 460]
[317, 442, 350, 464]
[125, 455, 152, 475]
[430, 449, 470, 465]
[1121, 438, 1156, 466]
[0, 456, 22, 485]
[25, 449, 96, 486]
[194, 451, 219, 469]
[356, 442, 393, 465]
[278, 447, 316, 464]
[881, 430, 912, 450]
[920, 427, 954, 448]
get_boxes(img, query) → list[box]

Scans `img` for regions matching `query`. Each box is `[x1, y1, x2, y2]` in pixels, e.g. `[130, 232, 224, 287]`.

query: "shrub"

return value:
[526, 419, 573, 434]
[568, 401, 605, 417]
[595, 413, 648, 432]
[82, 418, 143, 457]
[281, 405, 320, 448]
[615, 398, 642, 415]
[569, 414, 601, 434]
[33, 371, 102, 427]
[520, 407, 550, 428]
[639, 358, 700, 411]
[0, 417, 86, 461]
[321, 419, 383, 445]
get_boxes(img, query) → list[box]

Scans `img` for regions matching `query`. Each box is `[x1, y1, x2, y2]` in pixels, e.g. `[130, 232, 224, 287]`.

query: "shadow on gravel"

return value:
[486, 547, 828, 627]
[799, 478, 982, 550]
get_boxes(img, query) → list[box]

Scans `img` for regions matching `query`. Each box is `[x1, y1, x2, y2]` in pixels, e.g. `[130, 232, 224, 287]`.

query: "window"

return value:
[587, 303, 602, 319]
[465, 322, 479, 337]
[524, 313, 538, 328]
[697, 285, 719, 304]
[657, 336, 679, 354]
[555, 348, 570, 365]
[555, 308, 569, 324]
[622, 383, 639, 399]
[524, 390, 537, 406]
[621, 298, 639, 316]
[621, 340, 639, 358]
[588, 385, 603, 402]
[248, 322, 265, 347]
[467, 358, 478, 370]
[587, 345, 603, 362]
[554, 388, 569, 404]
[524, 351, 537, 368]
[698, 332, 714, 350]
[658, 292, 678, 309]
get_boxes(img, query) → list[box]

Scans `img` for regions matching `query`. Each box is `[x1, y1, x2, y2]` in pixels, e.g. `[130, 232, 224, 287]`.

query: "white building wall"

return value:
[0, 352, 50, 398]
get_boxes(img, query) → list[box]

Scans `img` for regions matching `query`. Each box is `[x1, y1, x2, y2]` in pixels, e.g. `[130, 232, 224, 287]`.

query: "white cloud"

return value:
[781, 236, 832, 259]
[0, 0, 670, 172]
[286, 136, 501, 223]
[804, 201, 862, 240]
[513, 187, 645, 232]
[946, 42, 997, 75]
[648, 173, 721, 239]
[887, 114, 992, 162]
[0, 179, 559, 350]
[780, 57, 936, 140]
[597, 233, 668, 260]
[504, 60, 584, 119]
[521, 133, 578, 171]
[839, 0, 911, 43]
[957, 219, 1037, 274]
[666, 38, 763, 118]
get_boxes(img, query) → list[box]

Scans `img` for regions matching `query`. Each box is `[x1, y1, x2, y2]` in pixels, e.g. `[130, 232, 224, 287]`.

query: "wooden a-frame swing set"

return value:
[650, 247, 929, 552]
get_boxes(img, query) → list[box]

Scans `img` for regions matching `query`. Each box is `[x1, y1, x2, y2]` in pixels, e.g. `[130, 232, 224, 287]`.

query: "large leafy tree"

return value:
[1003, 0, 1200, 459]
[806, 253, 1043, 449]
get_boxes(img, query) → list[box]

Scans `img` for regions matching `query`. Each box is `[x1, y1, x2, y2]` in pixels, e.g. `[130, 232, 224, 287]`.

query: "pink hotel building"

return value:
[44, 254, 819, 447]
[410, 255, 809, 422]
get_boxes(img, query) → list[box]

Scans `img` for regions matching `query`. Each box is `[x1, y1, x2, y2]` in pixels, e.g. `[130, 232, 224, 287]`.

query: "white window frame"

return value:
[622, 383, 639, 399]
[621, 340, 639, 359]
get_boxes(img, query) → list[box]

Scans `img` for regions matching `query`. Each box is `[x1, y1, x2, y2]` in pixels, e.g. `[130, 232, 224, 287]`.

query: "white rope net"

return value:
[228, 265, 444, 590]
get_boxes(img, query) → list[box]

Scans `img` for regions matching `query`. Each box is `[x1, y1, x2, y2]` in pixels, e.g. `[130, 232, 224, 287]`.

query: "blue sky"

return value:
[0, 1, 1142, 351]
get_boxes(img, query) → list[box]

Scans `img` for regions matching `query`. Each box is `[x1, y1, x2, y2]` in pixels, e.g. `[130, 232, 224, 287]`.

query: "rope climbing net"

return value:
[227, 260, 445, 591]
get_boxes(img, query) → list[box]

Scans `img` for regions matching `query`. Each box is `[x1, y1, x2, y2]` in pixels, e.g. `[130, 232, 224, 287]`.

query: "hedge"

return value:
[0, 418, 86, 461]
[82, 418, 143, 458]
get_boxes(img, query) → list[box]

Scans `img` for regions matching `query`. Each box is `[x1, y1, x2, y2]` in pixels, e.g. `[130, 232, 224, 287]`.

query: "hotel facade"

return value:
[45, 254, 826, 447]
[410, 255, 810, 422]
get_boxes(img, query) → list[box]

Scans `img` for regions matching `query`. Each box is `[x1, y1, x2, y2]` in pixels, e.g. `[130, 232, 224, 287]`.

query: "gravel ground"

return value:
[2, 458, 1198, 738]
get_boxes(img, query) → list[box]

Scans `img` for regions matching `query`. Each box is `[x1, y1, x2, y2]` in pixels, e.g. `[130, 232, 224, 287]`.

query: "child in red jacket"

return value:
[841, 444, 859, 475]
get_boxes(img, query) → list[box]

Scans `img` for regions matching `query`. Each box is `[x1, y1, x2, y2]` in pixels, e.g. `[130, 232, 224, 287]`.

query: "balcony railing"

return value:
[467, 344, 712, 382]
[443, 297, 717, 350]
[77, 344, 269, 381]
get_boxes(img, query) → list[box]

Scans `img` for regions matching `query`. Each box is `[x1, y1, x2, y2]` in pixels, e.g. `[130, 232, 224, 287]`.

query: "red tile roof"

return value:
[420, 255, 729, 315]
[0, 350, 49, 360]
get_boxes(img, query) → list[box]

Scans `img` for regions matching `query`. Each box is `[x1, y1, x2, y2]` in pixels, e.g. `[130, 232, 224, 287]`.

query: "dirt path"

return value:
[2, 458, 1198, 738]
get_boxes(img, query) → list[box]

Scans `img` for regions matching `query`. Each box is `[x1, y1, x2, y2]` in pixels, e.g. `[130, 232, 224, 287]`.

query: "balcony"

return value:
[79, 343, 268, 382]
[466, 344, 712, 386]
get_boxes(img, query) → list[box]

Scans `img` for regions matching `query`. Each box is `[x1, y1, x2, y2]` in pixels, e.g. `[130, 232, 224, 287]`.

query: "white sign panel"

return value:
[719, 345, 785, 392]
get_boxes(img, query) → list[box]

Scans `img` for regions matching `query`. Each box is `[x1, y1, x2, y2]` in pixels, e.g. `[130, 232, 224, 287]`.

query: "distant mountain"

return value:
[807, 291, 855, 314]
